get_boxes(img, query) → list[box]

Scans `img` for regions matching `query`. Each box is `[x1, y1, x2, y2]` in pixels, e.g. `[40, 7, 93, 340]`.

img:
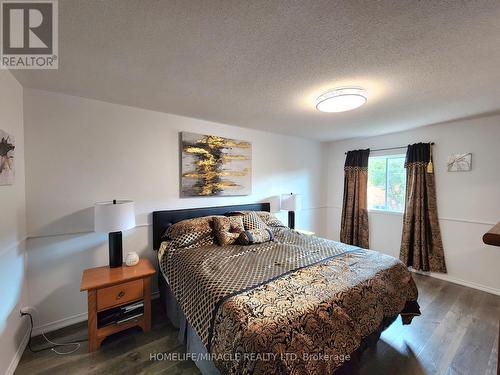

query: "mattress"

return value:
[158, 228, 419, 374]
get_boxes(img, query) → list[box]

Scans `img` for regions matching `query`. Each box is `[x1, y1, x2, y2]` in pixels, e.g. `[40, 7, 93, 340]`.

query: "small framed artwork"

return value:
[0, 129, 15, 185]
[447, 153, 472, 172]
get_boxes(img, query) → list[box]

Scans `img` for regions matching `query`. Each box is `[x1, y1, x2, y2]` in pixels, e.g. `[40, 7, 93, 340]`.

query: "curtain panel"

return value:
[400, 143, 447, 273]
[340, 149, 370, 249]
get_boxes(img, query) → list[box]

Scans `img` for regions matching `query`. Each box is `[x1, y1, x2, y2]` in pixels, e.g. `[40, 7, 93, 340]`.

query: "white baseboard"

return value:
[5, 291, 161, 374]
[411, 269, 500, 296]
[32, 291, 161, 336]
[32, 312, 88, 337]
[5, 325, 30, 375]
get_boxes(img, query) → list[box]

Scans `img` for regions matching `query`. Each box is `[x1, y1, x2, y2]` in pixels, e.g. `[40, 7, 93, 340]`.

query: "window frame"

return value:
[367, 152, 407, 215]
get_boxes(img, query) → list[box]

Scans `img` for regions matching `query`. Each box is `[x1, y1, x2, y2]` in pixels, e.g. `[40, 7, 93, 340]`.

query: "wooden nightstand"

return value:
[80, 259, 156, 352]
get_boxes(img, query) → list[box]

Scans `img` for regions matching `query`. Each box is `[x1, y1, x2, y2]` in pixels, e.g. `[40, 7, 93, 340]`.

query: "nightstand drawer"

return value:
[97, 279, 143, 311]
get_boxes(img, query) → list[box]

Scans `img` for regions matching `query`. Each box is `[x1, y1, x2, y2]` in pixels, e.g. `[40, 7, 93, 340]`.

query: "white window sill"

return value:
[368, 209, 404, 216]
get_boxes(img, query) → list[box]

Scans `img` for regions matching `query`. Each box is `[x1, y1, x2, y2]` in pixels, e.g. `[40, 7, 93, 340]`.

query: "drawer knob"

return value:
[117, 291, 125, 299]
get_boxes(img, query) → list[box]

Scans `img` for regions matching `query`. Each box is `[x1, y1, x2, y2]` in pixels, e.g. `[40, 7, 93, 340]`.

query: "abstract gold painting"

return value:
[180, 132, 251, 196]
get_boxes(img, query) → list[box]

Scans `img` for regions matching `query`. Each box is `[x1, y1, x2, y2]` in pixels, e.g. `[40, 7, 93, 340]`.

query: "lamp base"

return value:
[108, 231, 123, 268]
[288, 211, 295, 230]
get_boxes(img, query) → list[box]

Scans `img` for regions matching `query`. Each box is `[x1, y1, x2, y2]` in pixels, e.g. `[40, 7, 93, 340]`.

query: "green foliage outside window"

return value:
[368, 155, 406, 212]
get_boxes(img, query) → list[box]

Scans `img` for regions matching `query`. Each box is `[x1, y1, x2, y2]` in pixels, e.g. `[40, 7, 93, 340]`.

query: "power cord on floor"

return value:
[21, 311, 87, 355]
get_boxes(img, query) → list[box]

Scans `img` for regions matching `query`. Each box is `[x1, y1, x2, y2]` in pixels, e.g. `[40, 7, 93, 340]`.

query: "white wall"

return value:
[18, 85, 499, 347]
[23, 88, 328, 332]
[0, 72, 28, 375]
[326, 115, 500, 294]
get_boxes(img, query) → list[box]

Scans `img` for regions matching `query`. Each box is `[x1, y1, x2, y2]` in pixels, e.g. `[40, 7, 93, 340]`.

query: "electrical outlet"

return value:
[20, 306, 35, 316]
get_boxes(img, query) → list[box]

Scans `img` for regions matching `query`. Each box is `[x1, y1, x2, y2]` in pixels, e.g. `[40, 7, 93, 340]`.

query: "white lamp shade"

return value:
[94, 200, 136, 233]
[268, 196, 281, 213]
[281, 194, 302, 211]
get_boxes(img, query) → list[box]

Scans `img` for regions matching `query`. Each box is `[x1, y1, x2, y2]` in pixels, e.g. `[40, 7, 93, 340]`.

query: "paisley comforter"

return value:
[159, 228, 419, 374]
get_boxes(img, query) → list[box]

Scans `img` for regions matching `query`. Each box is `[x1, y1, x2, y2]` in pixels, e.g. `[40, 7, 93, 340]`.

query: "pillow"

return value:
[163, 216, 215, 249]
[255, 211, 287, 228]
[241, 211, 270, 230]
[238, 228, 274, 245]
[226, 211, 270, 230]
[213, 216, 245, 246]
[226, 210, 286, 228]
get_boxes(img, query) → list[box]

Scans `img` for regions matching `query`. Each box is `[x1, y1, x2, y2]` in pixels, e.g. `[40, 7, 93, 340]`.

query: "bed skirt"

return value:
[159, 273, 221, 375]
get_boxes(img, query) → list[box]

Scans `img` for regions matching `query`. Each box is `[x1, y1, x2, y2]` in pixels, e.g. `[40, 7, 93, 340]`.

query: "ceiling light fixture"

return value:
[316, 87, 368, 113]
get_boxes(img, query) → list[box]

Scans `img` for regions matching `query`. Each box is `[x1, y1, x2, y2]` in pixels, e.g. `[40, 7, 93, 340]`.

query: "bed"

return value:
[152, 203, 420, 374]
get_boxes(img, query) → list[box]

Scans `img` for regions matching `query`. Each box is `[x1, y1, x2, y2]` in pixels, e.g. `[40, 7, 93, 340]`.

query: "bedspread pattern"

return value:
[160, 228, 361, 346]
[159, 228, 418, 374]
[211, 249, 418, 374]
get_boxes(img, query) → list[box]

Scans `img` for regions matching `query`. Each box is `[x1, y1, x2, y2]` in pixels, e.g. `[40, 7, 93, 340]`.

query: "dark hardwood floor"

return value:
[15, 274, 499, 375]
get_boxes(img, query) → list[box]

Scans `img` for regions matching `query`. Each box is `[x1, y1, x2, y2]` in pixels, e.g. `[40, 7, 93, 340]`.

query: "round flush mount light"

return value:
[316, 87, 368, 113]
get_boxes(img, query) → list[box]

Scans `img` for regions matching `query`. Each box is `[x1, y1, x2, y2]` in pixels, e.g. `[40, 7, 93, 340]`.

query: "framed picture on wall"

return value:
[180, 132, 252, 196]
[447, 153, 472, 172]
[0, 129, 15, 185]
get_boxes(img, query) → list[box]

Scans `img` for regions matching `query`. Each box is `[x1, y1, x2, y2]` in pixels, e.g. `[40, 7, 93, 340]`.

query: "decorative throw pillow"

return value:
[255, 211, 287, 228]
[213, 216, 245, 246]
[163, 216, 215, 249]
[226, 211, 286, 228]
[238, 228, 274, 245]
[227, 211, 270, 231]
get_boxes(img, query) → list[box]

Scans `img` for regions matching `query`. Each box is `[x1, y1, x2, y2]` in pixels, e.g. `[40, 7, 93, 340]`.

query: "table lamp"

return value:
[281, 193, 302, 229]
[268, 195, 281, 213]
[94, 200, 136, 268]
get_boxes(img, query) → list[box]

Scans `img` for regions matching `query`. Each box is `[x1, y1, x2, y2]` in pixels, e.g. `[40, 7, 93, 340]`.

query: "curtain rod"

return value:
[344, 142, 434, 155]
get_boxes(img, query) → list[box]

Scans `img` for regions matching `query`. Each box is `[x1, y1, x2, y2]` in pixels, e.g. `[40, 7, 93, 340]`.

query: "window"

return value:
[368, 154, 406, 212]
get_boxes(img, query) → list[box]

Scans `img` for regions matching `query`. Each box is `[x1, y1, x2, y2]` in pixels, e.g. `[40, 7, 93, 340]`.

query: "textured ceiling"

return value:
[12, 0, 500, 141]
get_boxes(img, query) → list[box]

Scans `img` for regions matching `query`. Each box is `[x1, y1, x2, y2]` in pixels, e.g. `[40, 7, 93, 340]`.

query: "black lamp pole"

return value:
[108, 231, 123, 268]
[288, 211, 295, 229]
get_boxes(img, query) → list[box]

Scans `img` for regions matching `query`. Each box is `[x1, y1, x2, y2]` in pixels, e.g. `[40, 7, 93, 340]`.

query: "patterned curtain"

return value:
[340, 149, 370, 249]
[400, 143, 447, 273]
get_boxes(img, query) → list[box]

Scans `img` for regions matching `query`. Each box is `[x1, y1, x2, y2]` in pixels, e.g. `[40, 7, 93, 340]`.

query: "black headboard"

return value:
[152, 203, 270, 250]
